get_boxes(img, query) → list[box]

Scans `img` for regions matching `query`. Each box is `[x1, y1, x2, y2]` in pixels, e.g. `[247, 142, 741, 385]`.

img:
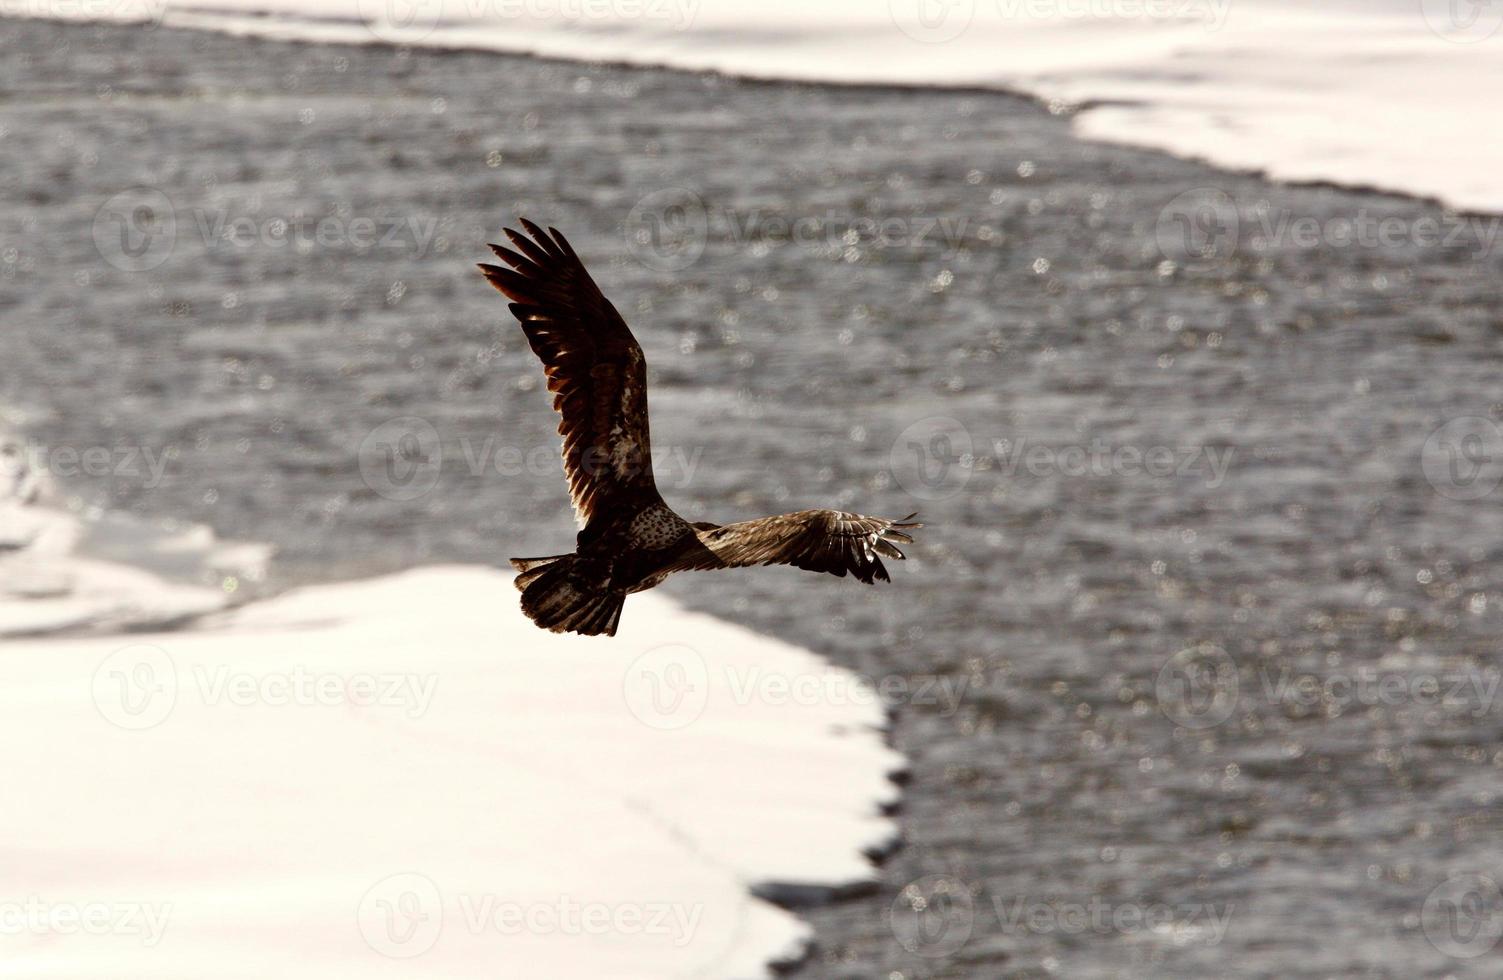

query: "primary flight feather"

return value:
[479, 219, 920, 636]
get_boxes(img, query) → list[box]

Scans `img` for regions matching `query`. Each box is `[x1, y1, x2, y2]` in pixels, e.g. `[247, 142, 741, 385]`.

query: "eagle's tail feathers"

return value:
[510, 554, 571, 591]
[518, 557, 625, 637]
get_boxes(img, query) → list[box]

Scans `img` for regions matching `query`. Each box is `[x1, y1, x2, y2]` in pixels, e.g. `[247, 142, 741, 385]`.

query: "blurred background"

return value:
[4, 2, 1503, 978]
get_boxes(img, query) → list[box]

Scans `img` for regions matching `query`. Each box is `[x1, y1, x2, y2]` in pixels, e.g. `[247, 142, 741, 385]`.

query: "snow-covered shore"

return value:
[0, 434, 901, 978]
[18, 0, 1503, 212]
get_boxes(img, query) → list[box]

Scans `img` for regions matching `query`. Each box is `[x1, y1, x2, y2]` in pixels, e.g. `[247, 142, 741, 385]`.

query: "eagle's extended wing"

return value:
[479, 220, 658, 526]
[675, 510, 920, 584]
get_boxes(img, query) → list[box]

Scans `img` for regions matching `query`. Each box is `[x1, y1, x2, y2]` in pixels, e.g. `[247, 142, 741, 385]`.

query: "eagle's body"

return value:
[480, 220, 919, 636]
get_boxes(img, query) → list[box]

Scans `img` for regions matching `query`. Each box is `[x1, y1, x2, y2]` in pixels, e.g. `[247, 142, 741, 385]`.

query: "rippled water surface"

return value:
[5, 17, 1503, 979]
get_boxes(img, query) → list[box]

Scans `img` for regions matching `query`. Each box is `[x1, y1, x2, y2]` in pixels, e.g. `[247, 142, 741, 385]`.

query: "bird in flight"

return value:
[479, 220, 920, 636]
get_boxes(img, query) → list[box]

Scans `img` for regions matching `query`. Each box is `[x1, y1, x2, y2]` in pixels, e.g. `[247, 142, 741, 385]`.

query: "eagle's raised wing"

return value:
[479, 220, 658, 527]
[675, 510, 920, 584]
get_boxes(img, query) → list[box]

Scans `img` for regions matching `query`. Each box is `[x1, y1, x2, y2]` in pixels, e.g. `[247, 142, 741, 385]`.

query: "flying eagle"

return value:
[479, 220, 920, 636]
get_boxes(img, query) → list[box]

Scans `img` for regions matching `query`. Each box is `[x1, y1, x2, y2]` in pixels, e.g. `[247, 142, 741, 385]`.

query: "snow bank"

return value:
[0, 428, 269, 637]
[23, 0, 1503, 212]
[0, 430, 900, 977]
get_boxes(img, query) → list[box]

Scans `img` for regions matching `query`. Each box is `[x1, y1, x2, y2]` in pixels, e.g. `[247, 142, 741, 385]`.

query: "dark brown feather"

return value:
[478, 222, 659, 527]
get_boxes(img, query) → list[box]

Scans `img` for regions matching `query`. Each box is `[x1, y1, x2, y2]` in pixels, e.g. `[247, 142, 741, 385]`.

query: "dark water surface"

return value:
[5, 16, 1503, 979]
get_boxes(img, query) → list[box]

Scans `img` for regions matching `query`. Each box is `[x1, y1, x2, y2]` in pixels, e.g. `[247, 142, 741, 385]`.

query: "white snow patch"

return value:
[0, 428, 901, 978]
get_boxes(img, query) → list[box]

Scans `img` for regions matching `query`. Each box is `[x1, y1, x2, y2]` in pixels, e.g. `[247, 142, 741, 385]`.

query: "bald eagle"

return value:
[479, 220, 920, 636]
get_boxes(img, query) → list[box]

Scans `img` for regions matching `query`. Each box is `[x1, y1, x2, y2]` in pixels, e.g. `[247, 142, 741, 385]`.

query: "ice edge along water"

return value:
[0, 428, 903, 979]
[25, 0, 1503, 214]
